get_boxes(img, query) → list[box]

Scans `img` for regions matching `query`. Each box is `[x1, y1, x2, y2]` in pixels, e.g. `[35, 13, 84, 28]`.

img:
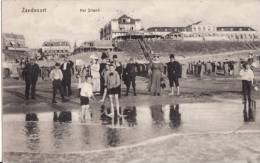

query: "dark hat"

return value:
[55, 62, 60, 67]
[101, 52, 108, 59]
[109, 62, 114, 66]
[113, 54, 118, 59]
[170, 54, 175, 59]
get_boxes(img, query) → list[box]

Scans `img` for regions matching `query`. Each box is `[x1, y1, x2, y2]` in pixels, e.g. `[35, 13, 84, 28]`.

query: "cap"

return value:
[170, 54, 175, 59]
[101, 52, 108, 59]
[113, 55, 118, 59]
[55, 62, 60, 67]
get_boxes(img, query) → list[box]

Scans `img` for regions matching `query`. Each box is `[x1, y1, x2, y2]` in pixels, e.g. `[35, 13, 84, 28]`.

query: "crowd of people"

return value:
[187, 60, 236, 77]
[21, 51, 257, 122]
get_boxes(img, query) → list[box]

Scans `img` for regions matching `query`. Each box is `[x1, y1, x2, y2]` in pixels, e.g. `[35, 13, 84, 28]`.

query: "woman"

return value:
[100, 53, 109, 95]
[148, 54, 164, 96]
[90, 55, 100, 95]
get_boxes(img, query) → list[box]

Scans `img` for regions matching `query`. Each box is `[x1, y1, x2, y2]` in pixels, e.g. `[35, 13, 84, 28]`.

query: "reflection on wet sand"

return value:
[150, 105, 165, 125]
[169, 104, 181, 128]
[25, 113, 39, 121]
[101, 105, 138, 127]
[53, 111, 72, 122]
[123, 106, 137, 127]
[25, 113, 40, 151]
[106, 128, 120, 147]
[243, 100, 256, 122]
[4, 102, 248, 153]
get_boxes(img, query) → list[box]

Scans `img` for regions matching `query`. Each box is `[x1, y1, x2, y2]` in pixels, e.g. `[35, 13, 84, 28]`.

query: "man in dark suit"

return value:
[166, 54, 182, 96]
[23, 57, 40, 100]
[123, 57, 137, 96]
[60, 57, 74, 96]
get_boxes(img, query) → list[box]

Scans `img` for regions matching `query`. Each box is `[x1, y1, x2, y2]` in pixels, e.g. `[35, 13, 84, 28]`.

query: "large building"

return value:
[100, 15, 142, 40]
[41, 39, 71, 58]
[147, 27, 184, 37]
[74, 40, 114, 54]
[2, 33, 29, 61]
[148, 21, 258, 41]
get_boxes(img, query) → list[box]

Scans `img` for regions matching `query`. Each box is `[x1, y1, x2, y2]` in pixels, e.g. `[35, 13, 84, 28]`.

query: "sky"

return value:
[2, 0, 260, 48]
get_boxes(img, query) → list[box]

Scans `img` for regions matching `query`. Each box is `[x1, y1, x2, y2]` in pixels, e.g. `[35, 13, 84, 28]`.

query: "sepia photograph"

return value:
[1, 0, 260, 162]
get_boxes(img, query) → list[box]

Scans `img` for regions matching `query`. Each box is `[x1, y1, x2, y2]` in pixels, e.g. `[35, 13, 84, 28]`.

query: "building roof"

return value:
[79, 40, 113, 49]
[43, 39, 70, 46]
[147, 27, 184, 32]
[117, 14, 140, 24]
[217, 26, 256, 31]
[3, 33, 25, 39]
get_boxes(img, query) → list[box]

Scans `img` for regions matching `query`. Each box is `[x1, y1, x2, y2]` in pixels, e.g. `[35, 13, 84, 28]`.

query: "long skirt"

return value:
[151, 70, 162, 94]
[92, 77, 100, 93]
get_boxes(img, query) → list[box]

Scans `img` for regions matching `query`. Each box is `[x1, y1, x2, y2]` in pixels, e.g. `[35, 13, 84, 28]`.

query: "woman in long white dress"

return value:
[90, 55, 101, 95]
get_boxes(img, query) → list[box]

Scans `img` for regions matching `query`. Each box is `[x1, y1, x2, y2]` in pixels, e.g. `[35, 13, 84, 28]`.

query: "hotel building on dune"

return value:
[100, 15, 259, 42]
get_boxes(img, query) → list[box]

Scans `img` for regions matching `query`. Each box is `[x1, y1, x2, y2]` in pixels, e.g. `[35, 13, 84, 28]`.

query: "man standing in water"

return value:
[166, 54, 182, 96]
[23, 57, 40, 100]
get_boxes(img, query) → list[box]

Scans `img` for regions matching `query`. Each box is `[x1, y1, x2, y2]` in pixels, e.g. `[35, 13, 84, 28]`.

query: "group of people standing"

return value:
[187, 60, 235, 77]
[23, 52, 183, 122]
[23, 57, 74, 103]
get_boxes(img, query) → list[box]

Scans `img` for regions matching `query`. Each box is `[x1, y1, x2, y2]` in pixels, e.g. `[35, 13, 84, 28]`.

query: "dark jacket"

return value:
[23, 63, 40, 83]
[167, 61, 182, 78]
[124, 63, 137, 78]
[60, 61, 74, 80]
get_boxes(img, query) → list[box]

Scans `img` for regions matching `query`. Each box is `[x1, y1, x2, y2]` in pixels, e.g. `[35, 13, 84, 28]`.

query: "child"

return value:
[50, 63, 65, 103]
[100, 63, 121, 117]
[80, 75, 96, 122]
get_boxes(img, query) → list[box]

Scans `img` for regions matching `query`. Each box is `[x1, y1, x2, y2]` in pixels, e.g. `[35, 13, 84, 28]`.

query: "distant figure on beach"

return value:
[60, 57, 74, 96]
[23, 57, 40, 100]
[50, 63, 65, 103]
[166, 54, 182, 96]
[240, 62, 254, 122]
[148, 54, 164, 96]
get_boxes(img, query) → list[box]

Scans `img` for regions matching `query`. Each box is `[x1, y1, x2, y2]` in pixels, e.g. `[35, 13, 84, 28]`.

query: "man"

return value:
[23, 57, 40, 100]
[112, 54, 123, 97]
[123, 58, 137, 96]
[240, 62, 255, 122]
[60, 57, 74, 96]
[50, 63, 65, 103]
[166, 54, 182, 96]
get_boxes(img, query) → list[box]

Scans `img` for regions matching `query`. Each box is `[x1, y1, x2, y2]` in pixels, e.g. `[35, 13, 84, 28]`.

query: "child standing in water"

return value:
[79, 75, 96, 122]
